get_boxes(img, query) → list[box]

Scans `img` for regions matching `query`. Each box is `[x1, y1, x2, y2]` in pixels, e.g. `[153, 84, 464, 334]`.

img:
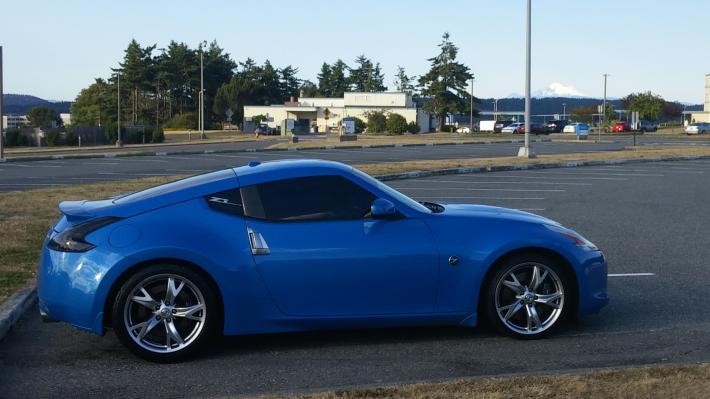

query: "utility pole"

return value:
[199, 49, 205, 139]
[469, 78, 474, 133]
[601, 73, 609, 143]
[156, 80, 160, 129]
[0, 46, 4, 161]
[562, 102, 566, 120]
[518, 0, 535, 158]
[116, 71, 123, 147]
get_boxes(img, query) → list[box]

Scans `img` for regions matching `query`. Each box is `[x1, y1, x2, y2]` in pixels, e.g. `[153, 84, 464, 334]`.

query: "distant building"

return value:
[243, 92, 432, 133]
[2, 114, 29, 129]
[59, 113, 71, 127]
[685, 74, 710, 123]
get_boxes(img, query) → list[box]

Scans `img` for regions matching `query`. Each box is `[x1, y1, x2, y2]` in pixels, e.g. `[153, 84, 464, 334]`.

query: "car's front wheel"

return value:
[484, 254, 571, 339]
[112, 264, 216, 362]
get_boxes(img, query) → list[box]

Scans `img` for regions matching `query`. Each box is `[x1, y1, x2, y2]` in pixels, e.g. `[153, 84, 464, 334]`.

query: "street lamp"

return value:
[116, 71, 123, 147]
[601, 73, 610, 142]
[562, 102, 566, 120]
[518, 0, 535, 158]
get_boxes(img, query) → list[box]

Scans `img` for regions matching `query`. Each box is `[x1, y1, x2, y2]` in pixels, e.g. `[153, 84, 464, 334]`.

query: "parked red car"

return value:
[612, 121, 631, 132]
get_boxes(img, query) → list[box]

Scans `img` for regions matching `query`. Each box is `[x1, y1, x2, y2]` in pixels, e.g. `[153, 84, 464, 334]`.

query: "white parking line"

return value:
[398, 187, 564, 192]
[412, 179, 593, 186]
[457, 174, 628, 181]
[608, 273, 655, 277]
[416, 196, 545, 200]
[523, 170, 664, 177]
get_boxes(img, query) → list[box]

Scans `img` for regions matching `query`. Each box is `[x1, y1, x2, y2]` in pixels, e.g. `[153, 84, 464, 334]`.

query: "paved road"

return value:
[0, 140, 632, 191]
[2, 159, 709, 398]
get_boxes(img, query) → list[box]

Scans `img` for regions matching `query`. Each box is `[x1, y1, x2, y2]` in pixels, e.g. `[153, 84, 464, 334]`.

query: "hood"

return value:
[438, 203, 559, 226]
[58, 169, 238, 223]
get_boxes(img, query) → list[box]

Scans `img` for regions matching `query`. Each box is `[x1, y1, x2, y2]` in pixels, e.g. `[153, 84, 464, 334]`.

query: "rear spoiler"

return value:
[58, 200, 95, 222]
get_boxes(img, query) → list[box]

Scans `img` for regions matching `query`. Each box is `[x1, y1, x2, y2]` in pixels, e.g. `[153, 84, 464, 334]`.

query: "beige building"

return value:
[686, 74, 710, 123]
[244, 92, 432, 133]
[2, 115, 29, 129]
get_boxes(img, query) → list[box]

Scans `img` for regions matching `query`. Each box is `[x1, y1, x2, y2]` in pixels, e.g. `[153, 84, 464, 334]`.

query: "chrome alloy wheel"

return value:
[494, 262, 564, 335]
[123, 274, 207, 353]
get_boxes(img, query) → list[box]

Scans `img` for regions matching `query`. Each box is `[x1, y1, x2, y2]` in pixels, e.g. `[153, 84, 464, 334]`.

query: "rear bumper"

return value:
[37, 244, 110, 335]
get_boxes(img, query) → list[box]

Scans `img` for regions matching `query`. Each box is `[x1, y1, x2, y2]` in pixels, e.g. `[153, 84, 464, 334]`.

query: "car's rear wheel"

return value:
[112, 264, 216, 362]
[484, 253, 571, 339]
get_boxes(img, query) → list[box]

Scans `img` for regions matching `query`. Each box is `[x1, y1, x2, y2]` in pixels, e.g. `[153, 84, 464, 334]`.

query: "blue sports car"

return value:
[38, 159, 608, 362]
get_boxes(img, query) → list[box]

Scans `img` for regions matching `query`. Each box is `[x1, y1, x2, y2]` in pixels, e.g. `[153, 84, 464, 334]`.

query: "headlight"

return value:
[48, 217, 122, 252]
[544, 224, 598, 251]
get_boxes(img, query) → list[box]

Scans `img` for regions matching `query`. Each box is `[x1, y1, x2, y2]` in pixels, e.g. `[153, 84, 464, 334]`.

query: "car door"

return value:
[241, 174, 440, 317]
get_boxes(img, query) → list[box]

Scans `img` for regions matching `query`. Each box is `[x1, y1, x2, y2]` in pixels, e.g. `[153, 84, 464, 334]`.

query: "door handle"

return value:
[247, 228, 270, 255]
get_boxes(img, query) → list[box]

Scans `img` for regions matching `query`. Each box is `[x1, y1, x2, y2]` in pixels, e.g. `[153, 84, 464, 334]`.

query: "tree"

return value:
[418, 33, 475, 131]
[622, 91, 664, 121]
[393, 66, 415, 93]
[299, 80, 318, 97]
[571, 106, 595, 123]
[27, 106, 61, 129]
[348, 55, 386, 92]
[280, 65, 301, 99]
[330, 59, 349, 97]
[118, 39, 156, 123]
[662, 101, 683, 120]
[317, 63, 333, 96]
[70, 78, 114, 126]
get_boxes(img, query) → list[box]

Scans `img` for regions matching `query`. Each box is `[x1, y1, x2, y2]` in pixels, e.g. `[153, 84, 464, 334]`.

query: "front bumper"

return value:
[576, 250, 609, 316]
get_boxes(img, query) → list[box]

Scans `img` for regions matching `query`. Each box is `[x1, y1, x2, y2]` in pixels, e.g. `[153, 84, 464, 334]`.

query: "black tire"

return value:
[112, 264, 217, 362]
[483, 252, 573, 339]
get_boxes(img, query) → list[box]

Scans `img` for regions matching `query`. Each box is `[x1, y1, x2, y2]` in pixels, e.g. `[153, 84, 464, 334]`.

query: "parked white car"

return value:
[501, 123, 523, 133]
[563, 123, 591, 135]
[685, 123, 710, 135]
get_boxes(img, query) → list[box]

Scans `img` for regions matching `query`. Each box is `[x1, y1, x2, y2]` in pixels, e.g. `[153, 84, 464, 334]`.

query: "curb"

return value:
[0, 286, 37, 342]
[1, 139, 552, 163]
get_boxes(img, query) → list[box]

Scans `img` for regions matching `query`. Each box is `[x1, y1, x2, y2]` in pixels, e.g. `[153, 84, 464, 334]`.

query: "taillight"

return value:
[48, 217, 122, 252]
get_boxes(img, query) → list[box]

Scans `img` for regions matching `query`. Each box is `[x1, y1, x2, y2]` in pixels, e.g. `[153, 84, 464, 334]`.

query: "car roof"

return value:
[233, 159, 354, 186]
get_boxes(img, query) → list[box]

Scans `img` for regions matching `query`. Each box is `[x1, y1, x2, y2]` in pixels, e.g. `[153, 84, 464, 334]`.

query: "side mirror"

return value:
[371, 198, 397, 219]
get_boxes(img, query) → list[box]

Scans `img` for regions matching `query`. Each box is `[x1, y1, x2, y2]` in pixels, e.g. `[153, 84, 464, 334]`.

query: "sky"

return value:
[1, 0, 708, 103]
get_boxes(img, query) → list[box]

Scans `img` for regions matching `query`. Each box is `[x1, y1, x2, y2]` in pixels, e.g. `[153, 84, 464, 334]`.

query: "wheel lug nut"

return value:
[171, 309, 177, 314]
[156, 316, 161, 320]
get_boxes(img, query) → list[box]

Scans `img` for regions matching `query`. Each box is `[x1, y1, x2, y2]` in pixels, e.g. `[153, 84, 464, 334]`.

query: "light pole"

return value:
[116, 71, 123, 147]
[0, 46, 4, 161]
[469, 78, 474, 133]
[199, 49, 206, 139]
[601, 73, 610, 142]
[562, 102, 566, 120]
[518, 0, 535, 158]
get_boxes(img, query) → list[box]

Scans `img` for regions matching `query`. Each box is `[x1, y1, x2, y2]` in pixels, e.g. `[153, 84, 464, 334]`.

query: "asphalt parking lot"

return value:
[1, 159, 709, 398]
[0, 140, 628, 191]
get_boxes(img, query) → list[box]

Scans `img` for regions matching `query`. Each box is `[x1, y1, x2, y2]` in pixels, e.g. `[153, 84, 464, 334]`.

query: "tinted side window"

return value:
[241, 175, 375, 221]
[205, 189, 244, 216]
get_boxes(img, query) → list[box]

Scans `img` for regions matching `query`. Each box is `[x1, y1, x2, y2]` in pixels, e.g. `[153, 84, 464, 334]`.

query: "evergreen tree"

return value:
[393, 66, 415, 93]
[317, 63, 333, 96]
[418, 33, 474, 131]
[280, 65, 301, 99]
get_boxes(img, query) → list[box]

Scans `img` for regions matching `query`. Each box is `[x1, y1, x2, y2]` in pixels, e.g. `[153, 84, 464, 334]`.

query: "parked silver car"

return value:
[685, 123, 710, 135]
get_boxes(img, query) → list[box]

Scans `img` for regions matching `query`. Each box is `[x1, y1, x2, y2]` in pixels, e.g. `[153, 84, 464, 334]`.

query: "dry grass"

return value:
[355, 145, 710, 176]
[1, 145, 709, 302]
[263, 363, 710, 399]
[0, 175, 183, 301]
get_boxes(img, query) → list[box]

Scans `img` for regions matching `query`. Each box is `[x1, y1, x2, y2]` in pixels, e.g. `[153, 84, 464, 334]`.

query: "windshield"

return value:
[351, 168, 431, 214]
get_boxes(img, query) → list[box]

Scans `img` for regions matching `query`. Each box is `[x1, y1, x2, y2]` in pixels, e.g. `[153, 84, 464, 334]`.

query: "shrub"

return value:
[385, 113, 408, 135]
[3, 128, 24, 147]
[64, 130, 79, 146]
[364, 111, 387, 134]
[407, 121, 421, 134]
[163, 113, 198, 130]
[440, 124, 456, 132]
[353, 117, 366, 133]
[152, 127, 165, 143]
[44, 130, 60, 146]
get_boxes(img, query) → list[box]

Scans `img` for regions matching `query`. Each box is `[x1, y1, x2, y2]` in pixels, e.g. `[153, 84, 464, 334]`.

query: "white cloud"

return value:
[535, 82, 584, 97]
